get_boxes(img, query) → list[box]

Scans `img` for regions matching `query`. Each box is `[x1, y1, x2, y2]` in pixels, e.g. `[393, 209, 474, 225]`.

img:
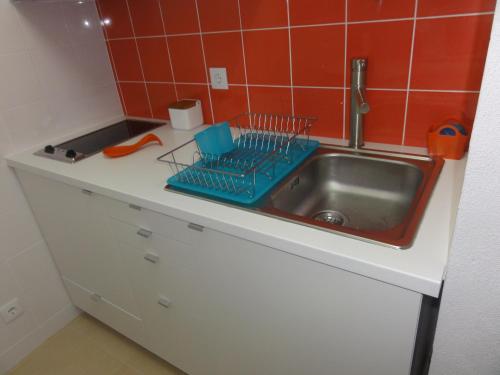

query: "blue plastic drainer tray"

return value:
[166, 138, 319, 205]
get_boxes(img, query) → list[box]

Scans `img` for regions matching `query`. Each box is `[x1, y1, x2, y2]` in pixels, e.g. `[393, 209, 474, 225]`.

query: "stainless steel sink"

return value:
[259, 146, 444, 248]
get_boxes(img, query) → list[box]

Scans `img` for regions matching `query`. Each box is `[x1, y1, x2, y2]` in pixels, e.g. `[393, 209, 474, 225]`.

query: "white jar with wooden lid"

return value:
[168, 99, 203, 130]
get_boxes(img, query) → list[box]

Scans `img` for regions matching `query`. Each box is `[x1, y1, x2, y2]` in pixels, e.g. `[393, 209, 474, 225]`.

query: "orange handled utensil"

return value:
[103, 133, 163, 158]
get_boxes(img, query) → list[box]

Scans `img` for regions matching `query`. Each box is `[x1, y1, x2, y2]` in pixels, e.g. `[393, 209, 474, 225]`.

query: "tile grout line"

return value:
[401, 0, 419, 146]
[348, 17, 414, 25]
[367, 87, 407, 92]
[286, 0, 295, 116]
[106, 35, 167, 41]
[94, 0, 128, 115]
[157, 0, 179, 101]
[165, 37, 179, 101]
[292, 21, 348, 30]
[236, 0, 252, 114]
[103, 11, 495, 41]
[124, 0, 154, 117]
[342, 0, 348, 139]
[293, 85, 345, 90]
[114, 80, 480, 93]
[418, 11, 495, 20]
[410, 88, 480, 93]
[194, 0, 215, 124]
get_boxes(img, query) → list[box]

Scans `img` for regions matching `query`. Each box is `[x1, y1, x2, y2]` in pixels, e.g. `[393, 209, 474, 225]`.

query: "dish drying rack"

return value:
[157, 112, 319, 204]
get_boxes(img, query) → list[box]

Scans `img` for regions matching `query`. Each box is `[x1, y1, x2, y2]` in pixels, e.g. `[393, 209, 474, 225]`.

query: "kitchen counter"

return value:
[6, 119, 467, 297]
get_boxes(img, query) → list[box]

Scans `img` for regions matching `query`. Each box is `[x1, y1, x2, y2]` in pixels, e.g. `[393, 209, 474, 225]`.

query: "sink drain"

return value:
[312, 210, 348, 226]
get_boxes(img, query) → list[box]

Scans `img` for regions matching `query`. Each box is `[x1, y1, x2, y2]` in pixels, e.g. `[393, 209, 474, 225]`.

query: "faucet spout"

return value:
[349, 58, 369, 149]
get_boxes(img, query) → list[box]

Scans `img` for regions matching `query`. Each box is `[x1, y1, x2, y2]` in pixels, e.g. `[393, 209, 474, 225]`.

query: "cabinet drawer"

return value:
[108, 213, 203, 250]
[104, 198, 203, 246]
[111, 219, 199, 273]
[63, 277, 145, 346]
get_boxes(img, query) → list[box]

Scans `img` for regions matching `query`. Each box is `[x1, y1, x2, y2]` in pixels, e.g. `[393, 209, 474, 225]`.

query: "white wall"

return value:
[0, 0, 122, 371]
[429, 3, 500, 375]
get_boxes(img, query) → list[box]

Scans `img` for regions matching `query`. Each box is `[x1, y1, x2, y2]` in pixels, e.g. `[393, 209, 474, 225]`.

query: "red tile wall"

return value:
[96, 0, 495, 147]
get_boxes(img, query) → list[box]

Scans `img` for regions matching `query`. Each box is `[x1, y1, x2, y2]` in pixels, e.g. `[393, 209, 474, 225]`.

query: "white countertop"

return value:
[6, 119, 467, 297]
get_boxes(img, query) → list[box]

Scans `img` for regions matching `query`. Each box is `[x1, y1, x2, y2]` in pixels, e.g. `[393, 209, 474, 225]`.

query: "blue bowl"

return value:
[194, 122, 234, 156]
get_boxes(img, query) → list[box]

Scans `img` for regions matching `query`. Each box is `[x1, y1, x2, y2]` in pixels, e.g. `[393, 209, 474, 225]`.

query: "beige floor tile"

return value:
[6, 363, 39, 375]
[74, 315, 185, 374]
[127, 347, 186, 375]
[112, 364, 142, 375]
[7, 313, 186, 375]
[72, 335, 123, 375]
[48, 364, 88, 375]
[10, 362, 87, 375]
[65, 313, 100, 336]
[84, 319, 142, 363]
[9, 326, 86, 374]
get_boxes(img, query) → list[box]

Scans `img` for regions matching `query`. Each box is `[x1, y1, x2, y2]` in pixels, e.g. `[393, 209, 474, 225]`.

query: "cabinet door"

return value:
[193, 229, 422, 375]
[16, 171, 138, 317]
[112, 218, 216, 375]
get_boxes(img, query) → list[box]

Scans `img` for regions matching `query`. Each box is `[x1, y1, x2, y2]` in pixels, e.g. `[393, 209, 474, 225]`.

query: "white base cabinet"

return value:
[16, 170, 425, 375]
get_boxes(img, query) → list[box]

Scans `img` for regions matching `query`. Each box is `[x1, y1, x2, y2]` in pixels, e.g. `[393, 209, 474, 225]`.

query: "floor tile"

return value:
[8, 313, 185, 375]
[113, 365, 142, 375]
[127, 347, 185, 375]
[72, 335, 123, 375]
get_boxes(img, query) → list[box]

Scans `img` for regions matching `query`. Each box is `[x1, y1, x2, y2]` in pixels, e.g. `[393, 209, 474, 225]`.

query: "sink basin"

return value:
[259, 146, 444, 248]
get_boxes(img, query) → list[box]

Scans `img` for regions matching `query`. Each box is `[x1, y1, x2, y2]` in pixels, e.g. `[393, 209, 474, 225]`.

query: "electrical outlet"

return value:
[209, 67, 228, 90]
[0, 298, 24, 324]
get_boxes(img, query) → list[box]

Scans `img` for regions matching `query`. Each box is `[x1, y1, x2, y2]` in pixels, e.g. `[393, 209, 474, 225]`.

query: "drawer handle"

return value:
[81, 189, 93, 196]
[158, 296, 171, 308]
[188, 223, 204, 232]
[144, 252, 159, 264]
[137, 228, 152, 238]
[90, 293, 103, 302]
[129, 204, 142, 211]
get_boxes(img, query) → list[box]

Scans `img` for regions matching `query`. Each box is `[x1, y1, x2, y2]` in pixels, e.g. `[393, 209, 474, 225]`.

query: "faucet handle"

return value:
[358, 102, 370, 114]
[355, 87, 370, 114]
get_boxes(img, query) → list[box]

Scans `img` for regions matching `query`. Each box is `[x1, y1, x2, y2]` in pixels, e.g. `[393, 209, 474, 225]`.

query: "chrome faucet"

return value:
[349, 58, 370, 149]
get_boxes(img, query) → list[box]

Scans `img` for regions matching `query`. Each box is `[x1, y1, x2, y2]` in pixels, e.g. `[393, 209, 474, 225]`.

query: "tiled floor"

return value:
[8, 313, 186, 375]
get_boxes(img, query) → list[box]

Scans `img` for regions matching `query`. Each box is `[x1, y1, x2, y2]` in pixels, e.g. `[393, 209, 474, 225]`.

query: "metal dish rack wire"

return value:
[157, 112, 317, 201]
